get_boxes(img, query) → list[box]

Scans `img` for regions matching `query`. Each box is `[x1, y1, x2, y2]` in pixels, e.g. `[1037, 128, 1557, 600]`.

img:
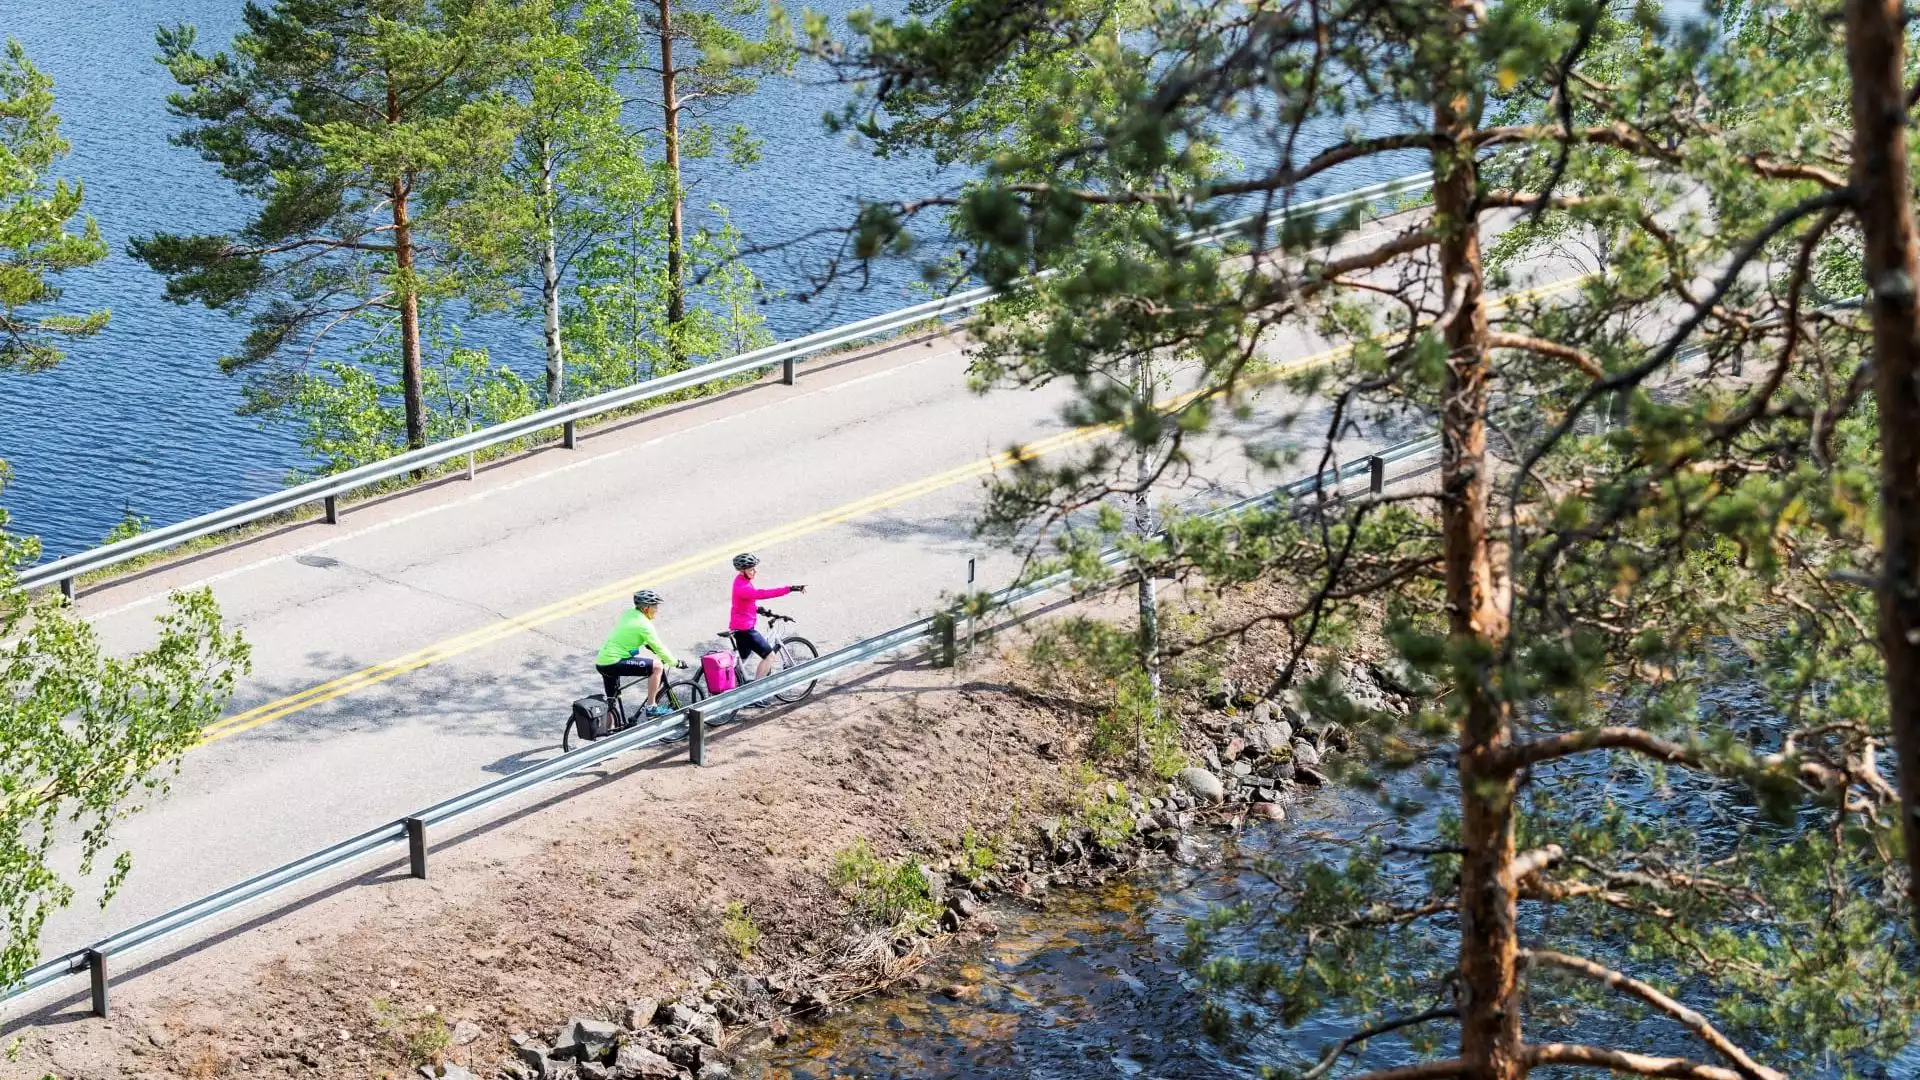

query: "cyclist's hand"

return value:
[791, 584, 806, 593]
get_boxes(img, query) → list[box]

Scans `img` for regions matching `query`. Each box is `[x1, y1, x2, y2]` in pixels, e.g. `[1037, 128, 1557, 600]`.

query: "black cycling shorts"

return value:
[730, 629, 773, 659]
[596, 656, 655, 697]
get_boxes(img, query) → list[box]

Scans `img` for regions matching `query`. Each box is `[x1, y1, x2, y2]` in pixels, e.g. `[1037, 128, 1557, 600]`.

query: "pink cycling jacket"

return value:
[730, 574, 793, 631]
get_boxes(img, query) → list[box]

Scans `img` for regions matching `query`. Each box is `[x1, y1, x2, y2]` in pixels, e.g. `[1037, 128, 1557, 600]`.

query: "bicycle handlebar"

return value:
[756, 606, 793, 623]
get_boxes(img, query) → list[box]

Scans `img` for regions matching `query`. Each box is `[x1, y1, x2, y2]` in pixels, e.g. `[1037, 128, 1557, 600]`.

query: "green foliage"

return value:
[370, 998, 451, 1067]
[956, 826, 1003, 882]
[720, 900, 761, 959]
[0, 469, 250, 989]
[0, 38, 107, 371]
[828, 838, 939, 932]
[267, 312, 536, 478]
[562, 212, 772, 393]
[1031, 617, 1185, 778]
[1067, 765, 1136, 850]
[134, 0, 544, 436]
[101, 504, 149, 546]
[835, 0, 1920, 1071]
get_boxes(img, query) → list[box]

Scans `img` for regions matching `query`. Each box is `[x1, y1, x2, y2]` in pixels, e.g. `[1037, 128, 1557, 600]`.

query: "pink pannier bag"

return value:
[701, 650, 738, 694]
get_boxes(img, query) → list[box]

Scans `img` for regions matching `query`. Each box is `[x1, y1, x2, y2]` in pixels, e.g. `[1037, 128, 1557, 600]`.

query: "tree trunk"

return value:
[394, 185, 427, 452]
[384, 82, 427, 452]
[1432, 23, 1519, 1080]
[539, 136, 565, 405]
[1131, 354, 1161, 773]
[389, 78, 426, 453]
[1131, 353, 1162, 696]
[1847, 0, 1920, 937]
[658, 0, 687, 369]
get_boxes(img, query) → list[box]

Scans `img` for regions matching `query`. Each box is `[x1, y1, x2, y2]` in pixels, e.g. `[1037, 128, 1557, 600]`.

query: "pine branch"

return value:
[1522, 951, 1785, 1080]
[1301, 1007, 1460, 1080]
[1487, 330, 1604, 379]
[1520, 1042, 1749, 1080]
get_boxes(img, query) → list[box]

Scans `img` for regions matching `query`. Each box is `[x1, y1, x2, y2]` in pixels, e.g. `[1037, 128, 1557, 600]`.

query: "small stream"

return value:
[742, 658, 1920, 1079]
[746, 787, 1414, 1080]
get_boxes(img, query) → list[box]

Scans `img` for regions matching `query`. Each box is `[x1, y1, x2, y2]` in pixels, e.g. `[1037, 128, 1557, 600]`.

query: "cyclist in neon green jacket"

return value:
[596, 589, 684, 716]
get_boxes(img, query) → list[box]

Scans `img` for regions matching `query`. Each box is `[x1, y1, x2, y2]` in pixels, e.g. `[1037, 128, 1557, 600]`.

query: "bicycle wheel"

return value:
[771, 636, 819, 704]
[663, 677, 706, 711]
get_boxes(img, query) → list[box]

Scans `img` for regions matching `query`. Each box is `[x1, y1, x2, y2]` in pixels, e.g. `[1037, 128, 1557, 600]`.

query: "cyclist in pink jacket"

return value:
[730, 553, 805, 681]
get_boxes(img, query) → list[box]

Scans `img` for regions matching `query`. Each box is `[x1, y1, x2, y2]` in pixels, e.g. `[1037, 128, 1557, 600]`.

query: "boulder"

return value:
[554, 1018, 622, 1063]
[1297, 764, 1329, 786]
[1221, 737, 1247, 763]
[688, 1013, 723, 1048]
[512, 1036, 553, 1078]
[1250, 802, 1286, 822]
[581, 1065, 612, 1080]
[1291, 739, 1322, 768]
[696, 1064, 733, 1080]
[1251, 700, 1273, 724]
[623, 999, 659, 1031]
[1176, 767, 1225, 804]
[1230, 760, 1253, 778]
[612, 1045, 678, 1079]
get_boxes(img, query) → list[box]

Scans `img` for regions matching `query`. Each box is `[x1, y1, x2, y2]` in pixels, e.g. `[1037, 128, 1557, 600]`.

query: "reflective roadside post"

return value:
[965, 557, 976, 656]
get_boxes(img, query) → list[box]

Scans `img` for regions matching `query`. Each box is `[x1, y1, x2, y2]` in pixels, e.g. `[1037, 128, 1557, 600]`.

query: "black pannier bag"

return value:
[570, 694, 615, 742]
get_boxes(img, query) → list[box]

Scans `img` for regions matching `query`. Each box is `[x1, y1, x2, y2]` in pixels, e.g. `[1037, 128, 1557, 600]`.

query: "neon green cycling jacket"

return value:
[595, 608, 678, 668]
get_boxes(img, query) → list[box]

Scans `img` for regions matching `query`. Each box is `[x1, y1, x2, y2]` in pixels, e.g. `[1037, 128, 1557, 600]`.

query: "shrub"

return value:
[829, 838, 940, 932]
[721, 901, 761, 959]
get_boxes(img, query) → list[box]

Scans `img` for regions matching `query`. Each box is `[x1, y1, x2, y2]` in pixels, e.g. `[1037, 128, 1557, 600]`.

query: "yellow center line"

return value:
[199, 272, 1589, 745]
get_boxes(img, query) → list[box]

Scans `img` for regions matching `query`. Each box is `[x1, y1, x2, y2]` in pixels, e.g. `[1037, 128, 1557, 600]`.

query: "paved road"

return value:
[30, 230, 1589, 971]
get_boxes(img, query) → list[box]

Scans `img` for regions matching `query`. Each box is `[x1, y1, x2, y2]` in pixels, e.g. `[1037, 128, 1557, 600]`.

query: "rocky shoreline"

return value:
[461, 658, 1408, 1080]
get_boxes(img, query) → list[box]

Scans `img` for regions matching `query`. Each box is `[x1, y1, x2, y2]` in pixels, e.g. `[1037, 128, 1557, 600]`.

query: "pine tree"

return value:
[132, 0, 541, 451]
[834, 0, 1919, 1073]
[638, 0, 791, 368]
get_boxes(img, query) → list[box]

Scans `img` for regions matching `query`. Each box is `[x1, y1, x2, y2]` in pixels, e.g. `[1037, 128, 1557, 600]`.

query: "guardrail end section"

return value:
[86, 949, 108, 1018]
[405, 817, 427, 880]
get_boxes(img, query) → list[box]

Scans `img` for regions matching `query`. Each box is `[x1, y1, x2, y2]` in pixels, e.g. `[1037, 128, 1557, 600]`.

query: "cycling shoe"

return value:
[645, 704, 675, 717]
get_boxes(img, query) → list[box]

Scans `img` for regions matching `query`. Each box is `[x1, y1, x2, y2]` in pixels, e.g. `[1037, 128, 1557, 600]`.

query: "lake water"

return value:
[0, 0, 1410, 558]
[0, 0, 953, 556]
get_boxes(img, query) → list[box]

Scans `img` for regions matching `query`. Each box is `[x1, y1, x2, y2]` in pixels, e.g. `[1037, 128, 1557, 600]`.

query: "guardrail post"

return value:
[59, 577, 75, 601]
[782, 356, 796, 385]
[324, 495, 339, 525]
[86, 949, 108, 1018]
[1368, 455, 1386, 494]
[688, 709, 706, 766]
[405, 817, 427, 880]
[563, 420, 578, 450]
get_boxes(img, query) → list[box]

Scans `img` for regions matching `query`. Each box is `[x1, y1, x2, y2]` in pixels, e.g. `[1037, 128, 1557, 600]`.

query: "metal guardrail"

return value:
[15, 171, 1435, 599]
[3, 432, 1440, 1020]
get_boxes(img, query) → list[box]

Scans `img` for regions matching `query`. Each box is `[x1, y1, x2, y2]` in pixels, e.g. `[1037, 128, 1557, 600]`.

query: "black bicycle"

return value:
[701, 608, 820, 705]
[562, 668, 706, 752]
